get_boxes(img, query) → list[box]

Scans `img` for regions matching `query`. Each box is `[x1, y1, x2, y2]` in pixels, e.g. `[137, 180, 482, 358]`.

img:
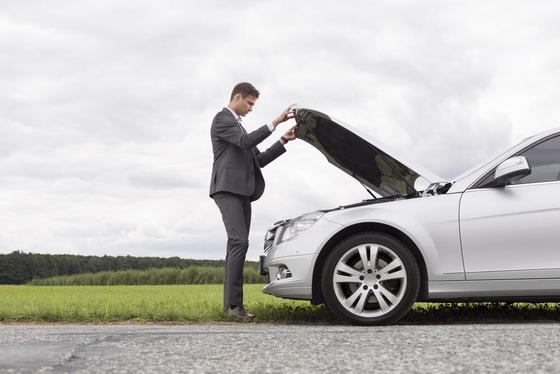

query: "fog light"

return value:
[276, 266, 292, 280]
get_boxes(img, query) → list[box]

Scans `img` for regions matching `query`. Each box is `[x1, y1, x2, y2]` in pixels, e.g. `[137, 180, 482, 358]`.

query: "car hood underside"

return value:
[293, 107, 443, 197]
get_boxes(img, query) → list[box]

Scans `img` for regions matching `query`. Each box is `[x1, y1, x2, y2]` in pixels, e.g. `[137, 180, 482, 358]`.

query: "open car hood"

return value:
[293, 107, 444, 197]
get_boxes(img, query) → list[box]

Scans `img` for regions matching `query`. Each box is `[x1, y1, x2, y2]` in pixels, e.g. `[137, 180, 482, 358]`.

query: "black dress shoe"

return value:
[228, 306, 255, 319]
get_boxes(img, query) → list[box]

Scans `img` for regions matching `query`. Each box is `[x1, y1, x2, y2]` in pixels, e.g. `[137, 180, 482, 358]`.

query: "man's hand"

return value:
[283, 126, 297, 140]
[280, 125, 297, 145]
[271, 105, 295, 127]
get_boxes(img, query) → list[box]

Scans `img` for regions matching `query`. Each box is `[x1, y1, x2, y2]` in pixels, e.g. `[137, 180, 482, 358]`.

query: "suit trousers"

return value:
[212, 192, 252, 311]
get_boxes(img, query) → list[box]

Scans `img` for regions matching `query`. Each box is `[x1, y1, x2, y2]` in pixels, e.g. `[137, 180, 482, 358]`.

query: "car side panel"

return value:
[460, 181, 560, 280]
[323, 194, 465, 282]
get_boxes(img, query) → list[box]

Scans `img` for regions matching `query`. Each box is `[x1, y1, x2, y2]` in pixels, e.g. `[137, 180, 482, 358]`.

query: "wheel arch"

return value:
[310, 222, 429, 305]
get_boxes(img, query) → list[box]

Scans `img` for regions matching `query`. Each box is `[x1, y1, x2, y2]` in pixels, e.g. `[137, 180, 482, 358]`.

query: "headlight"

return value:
[279, 211, 324, 242]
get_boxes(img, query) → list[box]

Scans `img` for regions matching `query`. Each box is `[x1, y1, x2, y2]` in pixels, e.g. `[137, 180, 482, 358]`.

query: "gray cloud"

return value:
[2, 0, 560, 260]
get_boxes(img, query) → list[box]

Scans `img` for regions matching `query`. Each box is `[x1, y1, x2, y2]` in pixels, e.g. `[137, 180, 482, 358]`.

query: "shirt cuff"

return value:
[267, 123, 275, 132]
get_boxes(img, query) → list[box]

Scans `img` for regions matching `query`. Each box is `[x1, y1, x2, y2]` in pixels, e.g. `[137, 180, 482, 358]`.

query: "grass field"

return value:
[3, 284, 560, 324]
[0, 284, 332, 323]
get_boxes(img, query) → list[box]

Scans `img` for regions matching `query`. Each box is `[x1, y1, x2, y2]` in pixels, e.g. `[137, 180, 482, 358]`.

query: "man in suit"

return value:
[210, 82, 296, 319]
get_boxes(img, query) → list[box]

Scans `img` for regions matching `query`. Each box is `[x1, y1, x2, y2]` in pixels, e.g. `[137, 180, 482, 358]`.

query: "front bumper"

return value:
[260, 252, 317, 300]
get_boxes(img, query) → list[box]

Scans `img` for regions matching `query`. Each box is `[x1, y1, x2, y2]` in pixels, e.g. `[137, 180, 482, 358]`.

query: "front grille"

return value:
[263, 220, 286, 251]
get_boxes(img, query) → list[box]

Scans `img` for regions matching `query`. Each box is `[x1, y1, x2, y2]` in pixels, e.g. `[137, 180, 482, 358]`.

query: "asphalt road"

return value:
[1, 322, 559, 373]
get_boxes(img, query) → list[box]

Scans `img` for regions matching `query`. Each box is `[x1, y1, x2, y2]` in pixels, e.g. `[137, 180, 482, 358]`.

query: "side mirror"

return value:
[490, 156, 531, 187]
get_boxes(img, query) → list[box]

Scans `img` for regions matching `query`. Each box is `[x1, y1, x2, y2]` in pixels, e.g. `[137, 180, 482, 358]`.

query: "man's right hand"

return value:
[271, 105, 295, 127]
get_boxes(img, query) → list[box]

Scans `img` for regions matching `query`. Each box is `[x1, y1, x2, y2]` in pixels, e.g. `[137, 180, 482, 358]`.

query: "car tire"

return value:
[321, 232, 420, 325]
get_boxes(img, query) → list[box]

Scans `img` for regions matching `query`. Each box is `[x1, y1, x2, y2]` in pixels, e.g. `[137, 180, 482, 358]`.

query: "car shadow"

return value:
[397, 302, 560, 325]
[260, 302, 560, 326]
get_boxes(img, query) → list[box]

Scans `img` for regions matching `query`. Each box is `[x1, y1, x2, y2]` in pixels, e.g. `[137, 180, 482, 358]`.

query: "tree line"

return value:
[0, 251, 264, 285]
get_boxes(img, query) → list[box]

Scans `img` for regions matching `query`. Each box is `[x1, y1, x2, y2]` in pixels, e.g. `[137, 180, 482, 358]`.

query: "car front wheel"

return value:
[322, 232, 420, 325]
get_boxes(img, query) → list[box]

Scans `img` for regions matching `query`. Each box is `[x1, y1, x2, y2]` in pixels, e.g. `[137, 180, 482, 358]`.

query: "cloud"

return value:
[1, 0, 560, 260]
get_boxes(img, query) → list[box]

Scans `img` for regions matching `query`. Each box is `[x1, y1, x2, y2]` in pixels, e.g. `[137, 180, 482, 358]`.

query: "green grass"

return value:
[0, 284, 332, 324]
[3, 285, 560, 324]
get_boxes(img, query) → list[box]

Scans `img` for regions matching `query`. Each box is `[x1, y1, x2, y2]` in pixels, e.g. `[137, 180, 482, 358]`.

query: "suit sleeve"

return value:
[212, 111, 272, 149]
[254, 141, 286, 168]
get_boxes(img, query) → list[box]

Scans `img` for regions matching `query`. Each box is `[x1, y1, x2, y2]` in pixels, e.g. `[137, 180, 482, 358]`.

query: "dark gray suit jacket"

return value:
[209, 108, 286, 201]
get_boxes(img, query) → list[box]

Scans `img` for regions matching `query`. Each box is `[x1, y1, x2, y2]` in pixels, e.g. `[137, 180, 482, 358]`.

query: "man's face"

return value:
[232, 94, 257, 117]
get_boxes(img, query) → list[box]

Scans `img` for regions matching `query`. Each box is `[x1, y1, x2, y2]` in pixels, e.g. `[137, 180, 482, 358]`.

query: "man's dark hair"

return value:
[230, 82, 260, 101]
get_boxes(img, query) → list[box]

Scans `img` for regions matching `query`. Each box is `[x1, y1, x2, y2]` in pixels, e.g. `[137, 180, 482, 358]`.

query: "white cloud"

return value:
[1, 0, 560, 260]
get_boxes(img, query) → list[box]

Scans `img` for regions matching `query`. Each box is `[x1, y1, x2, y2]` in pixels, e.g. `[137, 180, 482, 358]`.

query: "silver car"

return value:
[259, 107, 560, 325]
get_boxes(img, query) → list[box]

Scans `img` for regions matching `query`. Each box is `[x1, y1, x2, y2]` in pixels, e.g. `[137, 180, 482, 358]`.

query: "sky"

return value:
[2, 0, 560, 261]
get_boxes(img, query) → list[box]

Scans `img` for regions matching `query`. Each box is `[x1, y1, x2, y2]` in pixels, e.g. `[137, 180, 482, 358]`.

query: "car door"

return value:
[459, 134, 560, 280]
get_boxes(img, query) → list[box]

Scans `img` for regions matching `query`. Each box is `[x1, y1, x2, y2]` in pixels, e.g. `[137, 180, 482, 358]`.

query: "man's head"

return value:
[228, 82, 260, 117]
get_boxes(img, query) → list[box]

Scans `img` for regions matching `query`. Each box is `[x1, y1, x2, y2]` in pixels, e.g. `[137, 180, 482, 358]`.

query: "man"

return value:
[209, 82, 296, 319]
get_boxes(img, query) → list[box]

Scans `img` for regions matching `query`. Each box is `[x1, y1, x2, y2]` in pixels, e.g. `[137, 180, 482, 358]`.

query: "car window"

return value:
[475, 134, 560, 188]
[512, 135, 560, 185]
